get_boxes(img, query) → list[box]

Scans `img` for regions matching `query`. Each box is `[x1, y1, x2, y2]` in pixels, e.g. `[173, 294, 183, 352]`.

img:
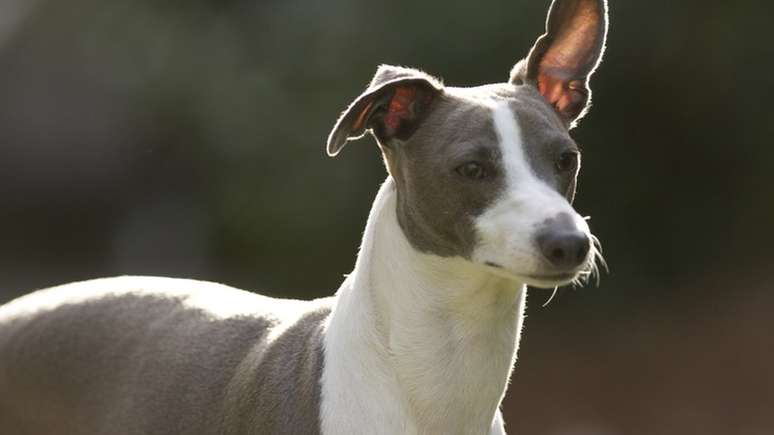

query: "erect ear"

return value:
[326, 65, 443, 157]
[510, 0, 608, 127]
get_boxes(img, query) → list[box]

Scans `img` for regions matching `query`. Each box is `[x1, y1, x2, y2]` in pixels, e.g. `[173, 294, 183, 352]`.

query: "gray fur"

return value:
[387, 88, 504, 258]
[0, 278, 331, 435]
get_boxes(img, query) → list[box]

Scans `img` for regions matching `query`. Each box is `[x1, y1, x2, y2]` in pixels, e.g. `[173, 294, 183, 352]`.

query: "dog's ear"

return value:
[510, 0, 608, 127]
[327, 65, 443, 157]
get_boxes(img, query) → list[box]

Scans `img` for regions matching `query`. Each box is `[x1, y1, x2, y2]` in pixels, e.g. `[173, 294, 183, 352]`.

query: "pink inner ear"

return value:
[384, 86, 417, 133]
[538, 71, 586, 115]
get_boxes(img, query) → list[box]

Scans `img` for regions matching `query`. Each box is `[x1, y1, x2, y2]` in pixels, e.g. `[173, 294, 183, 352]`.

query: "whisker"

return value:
[569, 232, 607, 288]
[542, 286, 559, 307]
[590, 234, 609, 273]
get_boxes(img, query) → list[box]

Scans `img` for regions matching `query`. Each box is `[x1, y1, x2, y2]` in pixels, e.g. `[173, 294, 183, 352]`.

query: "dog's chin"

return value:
[480, 262, 580, 288]
[521, 273, 578, 289]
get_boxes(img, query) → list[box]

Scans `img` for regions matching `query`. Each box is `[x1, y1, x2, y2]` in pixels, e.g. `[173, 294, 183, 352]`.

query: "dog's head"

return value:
[327, 0, 608, 288]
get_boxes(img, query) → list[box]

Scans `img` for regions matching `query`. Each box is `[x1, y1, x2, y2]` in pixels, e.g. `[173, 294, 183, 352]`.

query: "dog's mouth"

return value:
[526, 272, 577, 282]
[479, 232, 606, 289]
[519, 270, 582, 288]
[481, 261, 601, 289]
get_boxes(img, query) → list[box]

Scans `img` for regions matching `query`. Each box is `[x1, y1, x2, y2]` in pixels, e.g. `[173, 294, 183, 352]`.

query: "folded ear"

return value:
[327, 65, 443, 157]
[510, 0, 608, 126]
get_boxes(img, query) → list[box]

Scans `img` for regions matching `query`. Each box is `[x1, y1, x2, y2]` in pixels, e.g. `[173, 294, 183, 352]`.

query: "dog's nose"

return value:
[536, 230, 591, 270]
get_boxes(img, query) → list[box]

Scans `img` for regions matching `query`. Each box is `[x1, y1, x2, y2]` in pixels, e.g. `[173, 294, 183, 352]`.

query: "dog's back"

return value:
[0, 276, 332, 435]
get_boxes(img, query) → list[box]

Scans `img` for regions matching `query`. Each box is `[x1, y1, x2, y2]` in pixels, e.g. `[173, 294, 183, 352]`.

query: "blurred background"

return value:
[1, 0, 772, 433]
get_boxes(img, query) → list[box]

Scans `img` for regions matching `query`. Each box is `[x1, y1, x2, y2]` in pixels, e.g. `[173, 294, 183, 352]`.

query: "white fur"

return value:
[472, 103, 590, 285]
[321, 179, 525, 435]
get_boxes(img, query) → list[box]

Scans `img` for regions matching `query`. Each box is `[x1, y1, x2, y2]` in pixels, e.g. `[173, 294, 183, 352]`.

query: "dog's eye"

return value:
[556, 151, 579, 172]
[456, 162, 486, 180]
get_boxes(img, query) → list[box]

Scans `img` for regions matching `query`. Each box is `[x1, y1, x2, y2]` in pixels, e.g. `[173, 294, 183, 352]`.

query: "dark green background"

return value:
[1, 0, 772, 433]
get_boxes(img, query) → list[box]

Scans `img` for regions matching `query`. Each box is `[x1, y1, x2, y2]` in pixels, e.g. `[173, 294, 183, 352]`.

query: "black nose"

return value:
[536, 230, 591, 269]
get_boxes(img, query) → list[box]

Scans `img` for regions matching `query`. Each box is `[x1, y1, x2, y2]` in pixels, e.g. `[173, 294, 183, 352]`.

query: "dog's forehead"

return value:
[432, 84, 569, 151]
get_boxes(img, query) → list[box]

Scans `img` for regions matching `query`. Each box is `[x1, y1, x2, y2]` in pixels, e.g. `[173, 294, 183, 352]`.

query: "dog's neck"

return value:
[322, 177, 527, 435]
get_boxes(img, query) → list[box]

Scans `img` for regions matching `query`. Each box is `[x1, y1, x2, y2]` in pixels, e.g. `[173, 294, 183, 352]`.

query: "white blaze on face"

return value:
[491, 102, 532, 187]
[472, 102, 589, 278]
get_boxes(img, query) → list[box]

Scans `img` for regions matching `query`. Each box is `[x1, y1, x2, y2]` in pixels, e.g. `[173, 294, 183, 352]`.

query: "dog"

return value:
[0, 0, 608, 433]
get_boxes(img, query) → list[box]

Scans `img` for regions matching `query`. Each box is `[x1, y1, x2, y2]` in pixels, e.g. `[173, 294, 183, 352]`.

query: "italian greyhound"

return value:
[0, 0, 608, 433]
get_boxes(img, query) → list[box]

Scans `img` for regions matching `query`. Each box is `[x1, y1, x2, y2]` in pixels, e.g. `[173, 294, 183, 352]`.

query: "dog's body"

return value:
[0, 277, 332, 434]
[0, 1, 608, 433]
